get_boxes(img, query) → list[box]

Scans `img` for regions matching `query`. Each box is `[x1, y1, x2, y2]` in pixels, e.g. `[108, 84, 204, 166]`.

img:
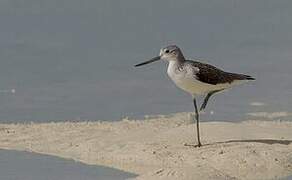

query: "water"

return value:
[0, 149, 136, 180]
[0, 0, 291, 122]
[281, 175, 292, 180]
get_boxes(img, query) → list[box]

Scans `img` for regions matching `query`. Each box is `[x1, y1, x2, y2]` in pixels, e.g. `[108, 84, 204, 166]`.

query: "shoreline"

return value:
[0, 113, 292, 180]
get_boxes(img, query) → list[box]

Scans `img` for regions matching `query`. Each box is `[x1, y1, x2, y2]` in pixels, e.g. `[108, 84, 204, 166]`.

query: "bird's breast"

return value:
[167, 62, 229, 95]
[167, 62, 200, 94]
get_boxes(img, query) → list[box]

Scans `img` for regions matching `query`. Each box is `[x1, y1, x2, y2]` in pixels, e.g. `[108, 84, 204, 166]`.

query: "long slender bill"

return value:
[135, 56, 161, 67]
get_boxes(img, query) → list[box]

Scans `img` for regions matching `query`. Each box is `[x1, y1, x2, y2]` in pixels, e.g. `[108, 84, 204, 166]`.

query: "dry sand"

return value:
[0, 112, 292, 180]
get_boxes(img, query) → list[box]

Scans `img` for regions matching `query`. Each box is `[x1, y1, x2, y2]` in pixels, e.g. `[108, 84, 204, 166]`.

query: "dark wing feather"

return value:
[186, 60, 255, 85]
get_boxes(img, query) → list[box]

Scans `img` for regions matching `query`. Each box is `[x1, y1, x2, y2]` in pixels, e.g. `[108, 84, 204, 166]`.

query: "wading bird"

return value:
[135, 45, 255, 147]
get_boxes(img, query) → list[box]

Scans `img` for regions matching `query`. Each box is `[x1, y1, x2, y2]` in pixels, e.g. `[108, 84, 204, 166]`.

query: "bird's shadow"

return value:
[185, 139, 292, 148]
[209, 139, 292, 146]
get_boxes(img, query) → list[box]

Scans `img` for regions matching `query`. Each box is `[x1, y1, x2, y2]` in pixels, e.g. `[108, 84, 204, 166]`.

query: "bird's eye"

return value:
[165, 50, 170, 53]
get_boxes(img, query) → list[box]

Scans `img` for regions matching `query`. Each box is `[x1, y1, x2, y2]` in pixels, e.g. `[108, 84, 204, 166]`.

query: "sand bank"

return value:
[0, 113, 291, 180]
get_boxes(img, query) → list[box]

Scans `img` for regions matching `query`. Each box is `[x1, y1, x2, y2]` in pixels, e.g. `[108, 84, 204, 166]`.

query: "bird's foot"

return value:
[184, 143, 202, 148]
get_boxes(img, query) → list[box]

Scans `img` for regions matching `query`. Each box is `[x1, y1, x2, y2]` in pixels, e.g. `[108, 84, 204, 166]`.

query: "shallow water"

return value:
[0, 0, 291, 122]
[281, 175, 292, 180]
[0, 149, 136, 180]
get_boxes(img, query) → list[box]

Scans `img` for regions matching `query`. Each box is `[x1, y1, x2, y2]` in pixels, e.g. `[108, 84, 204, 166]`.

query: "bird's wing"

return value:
[186, 60, 254, 85]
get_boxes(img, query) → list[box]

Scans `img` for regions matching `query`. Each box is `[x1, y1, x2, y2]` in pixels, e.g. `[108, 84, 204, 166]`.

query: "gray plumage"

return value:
[182, 60, 255, 85]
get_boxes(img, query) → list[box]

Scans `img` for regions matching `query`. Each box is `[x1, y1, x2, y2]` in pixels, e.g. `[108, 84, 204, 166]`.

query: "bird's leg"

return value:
[193, 98, 202, 147]
[200, 90, 221, 111]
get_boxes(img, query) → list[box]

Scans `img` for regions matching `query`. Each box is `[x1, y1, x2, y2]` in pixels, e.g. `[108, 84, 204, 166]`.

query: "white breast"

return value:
[167, 61, 232, 96]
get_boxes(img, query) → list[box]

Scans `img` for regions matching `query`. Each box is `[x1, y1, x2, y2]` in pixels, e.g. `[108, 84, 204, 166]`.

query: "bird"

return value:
[134, 45, 255, 147]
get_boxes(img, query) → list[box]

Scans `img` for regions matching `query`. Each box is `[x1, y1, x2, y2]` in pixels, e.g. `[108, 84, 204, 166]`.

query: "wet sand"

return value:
[0, 113, 291, 180]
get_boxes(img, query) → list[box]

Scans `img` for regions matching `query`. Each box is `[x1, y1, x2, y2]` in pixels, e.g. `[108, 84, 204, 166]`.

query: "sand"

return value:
[0, 112, 292, 180]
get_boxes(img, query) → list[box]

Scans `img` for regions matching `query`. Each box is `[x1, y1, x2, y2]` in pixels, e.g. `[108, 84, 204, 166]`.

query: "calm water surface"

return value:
[0, 0, 291, 122]
[281, 175, 292, 180]
[0, 149, 136, 180]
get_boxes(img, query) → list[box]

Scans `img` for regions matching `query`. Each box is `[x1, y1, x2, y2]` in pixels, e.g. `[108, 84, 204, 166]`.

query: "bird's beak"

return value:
[134, 56, 161, 67]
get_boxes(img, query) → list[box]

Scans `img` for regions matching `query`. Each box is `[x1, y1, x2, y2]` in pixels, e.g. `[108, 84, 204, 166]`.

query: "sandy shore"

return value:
[0, 112, 292, 180]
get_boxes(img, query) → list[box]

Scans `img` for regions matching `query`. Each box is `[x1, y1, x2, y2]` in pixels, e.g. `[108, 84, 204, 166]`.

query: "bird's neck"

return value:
[177, 53, 186, 62]
[167, 60, 182, 73]
[166, 55, 186, 71]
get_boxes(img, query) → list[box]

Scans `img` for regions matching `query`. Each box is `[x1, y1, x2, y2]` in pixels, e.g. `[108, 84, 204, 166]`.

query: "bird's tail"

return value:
[241, 74, 255, 80]
[227, 73, 255, 81]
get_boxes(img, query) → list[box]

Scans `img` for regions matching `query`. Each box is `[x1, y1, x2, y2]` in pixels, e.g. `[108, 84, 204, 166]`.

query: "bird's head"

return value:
[159, 45, 184, 62]
[135, 45, 185, 67]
